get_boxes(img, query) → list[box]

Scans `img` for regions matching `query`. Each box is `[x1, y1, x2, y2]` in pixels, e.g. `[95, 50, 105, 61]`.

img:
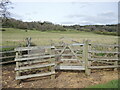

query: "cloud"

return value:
[66, 14, 85, 18]
[65, 11, 117, 25]
[60, 21, 77, 25]
[98, 11, 116, 17]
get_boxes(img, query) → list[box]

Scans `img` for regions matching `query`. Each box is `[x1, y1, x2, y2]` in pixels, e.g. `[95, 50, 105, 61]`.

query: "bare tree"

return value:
[0, 0, 13, 20]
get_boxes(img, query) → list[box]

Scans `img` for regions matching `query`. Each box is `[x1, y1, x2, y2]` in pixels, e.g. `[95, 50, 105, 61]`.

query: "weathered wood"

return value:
[15, 55, 55, 61]
[83, 40, 91, 75]
[114, 52, 118, 71]
[91, 44, 119, 47]
[20, 59, 52, 65]
[0, 55, 15, 59]
[15, 63, 55, 71]
[61, 54, 82, 57]
[55, 49, 81, 51]
[70, 43, 84, 46]
[89, 58, 119, 61]
[61, 59, 78, 61]
[15, 51, 21, 84]
[0, 50, 15, 54]
[16, 71, 55, 80]
[0, 60, 15, 65]
[89, 65, 119, 69]
[51, 59, 55, 79]
[15, 46, 55, 51]
[56, 65, 85, 70]
[22, 53, 46, 57]
[89, 51, 119, 54]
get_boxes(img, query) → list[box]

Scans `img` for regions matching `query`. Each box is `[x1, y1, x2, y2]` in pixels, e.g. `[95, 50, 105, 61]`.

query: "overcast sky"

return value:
[10, 0, 118, 25]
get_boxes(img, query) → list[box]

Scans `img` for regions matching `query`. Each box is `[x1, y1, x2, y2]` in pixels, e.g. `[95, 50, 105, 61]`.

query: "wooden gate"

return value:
[55, 42, 86, 71]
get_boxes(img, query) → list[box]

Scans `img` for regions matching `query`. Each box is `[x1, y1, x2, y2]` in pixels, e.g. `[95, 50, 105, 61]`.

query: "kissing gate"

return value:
[14, 40, 119, 84]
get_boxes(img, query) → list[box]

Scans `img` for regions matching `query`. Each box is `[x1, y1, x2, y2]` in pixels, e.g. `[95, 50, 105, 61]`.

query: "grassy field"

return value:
[88, 79, 119, 88]
[1, 28, 118, 46]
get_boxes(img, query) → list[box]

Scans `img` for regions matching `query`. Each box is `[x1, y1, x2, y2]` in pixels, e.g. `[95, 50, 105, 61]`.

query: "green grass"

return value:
[1, 28, 118, 46]
[88, 79, 119, 88]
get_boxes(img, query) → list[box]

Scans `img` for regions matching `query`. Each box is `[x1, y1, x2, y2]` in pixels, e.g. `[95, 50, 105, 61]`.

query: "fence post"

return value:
[15, 51, 21, 84]
[114, 46, 118, 71]
[83, 40, 91, 76]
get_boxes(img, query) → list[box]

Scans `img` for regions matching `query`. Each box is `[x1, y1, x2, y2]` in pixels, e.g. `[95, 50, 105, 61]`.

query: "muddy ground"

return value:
[2, 64, 118, 88]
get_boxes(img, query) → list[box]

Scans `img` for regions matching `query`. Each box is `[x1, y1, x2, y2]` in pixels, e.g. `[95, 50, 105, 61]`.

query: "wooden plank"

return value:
[15, 63, 55, 71]
[55, 49, 81, 51]
[89, 65, 119, 69]
[0, 50, 15, 54]
[0, 56, 15, 59]
[22, 53, 46, 57]
[15, 55, 55, 61]
[16, 71, 55, 80]
[55, 65, 85, 70]
[61, 54, 82, 57]
[89, 58, 119, 61]
[15, 46, 55, 51]
[95, 61, 115, 64]
[0, 60, 15, 64]
[61, 59, 78, 61]
[88, 51, 119, 54]
[20, 59, 52, 65]
[70, 43, 84, 46]
[91, 44, 119, 47]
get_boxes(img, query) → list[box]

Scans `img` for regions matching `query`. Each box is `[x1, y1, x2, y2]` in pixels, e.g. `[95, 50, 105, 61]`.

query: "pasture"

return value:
[1, 28, 118, 46]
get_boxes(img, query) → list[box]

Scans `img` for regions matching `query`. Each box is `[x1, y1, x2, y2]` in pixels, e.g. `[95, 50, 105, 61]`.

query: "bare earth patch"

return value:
[2, 64, 118, 88]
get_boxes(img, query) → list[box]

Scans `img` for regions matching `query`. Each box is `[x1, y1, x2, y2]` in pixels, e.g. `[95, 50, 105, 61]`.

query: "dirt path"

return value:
[2, 64, 118, 88]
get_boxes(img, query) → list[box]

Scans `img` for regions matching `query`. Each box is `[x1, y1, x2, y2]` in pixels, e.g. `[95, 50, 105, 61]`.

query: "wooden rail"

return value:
[0, 46, 17, 64]
[15, 46, 56, 84]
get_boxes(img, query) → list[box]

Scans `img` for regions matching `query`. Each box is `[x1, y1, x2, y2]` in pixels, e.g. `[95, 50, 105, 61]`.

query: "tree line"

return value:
[1, 17, 118, 36]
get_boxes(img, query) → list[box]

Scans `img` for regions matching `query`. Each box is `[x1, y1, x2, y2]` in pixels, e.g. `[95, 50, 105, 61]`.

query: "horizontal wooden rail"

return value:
[15, 46, 55, 51]
[89, 65, 119, 69]
[0, 60, 15, 64]
[22, 53, 46, 57]
[56, 65, 85, 70]
[88, 51, 119, 54]
[61, 59, 78, 61]
[0, 50, 15, 54]
[70, 43, 84, 46]
[91, 44, 119, 47]
[61, 54, 82, 57]
[15, 63, 55, 71]
[15, 55, 55, 61]
[16, 71, 55, 80]
[19, 59, 54, 65]
[0, 56, 15, 59]
[89, 58, 119, 61]
[55, 49, 82, 51]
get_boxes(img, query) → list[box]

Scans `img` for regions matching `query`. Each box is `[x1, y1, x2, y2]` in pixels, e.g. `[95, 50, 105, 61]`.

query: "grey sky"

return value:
[10, 1, 118, 25]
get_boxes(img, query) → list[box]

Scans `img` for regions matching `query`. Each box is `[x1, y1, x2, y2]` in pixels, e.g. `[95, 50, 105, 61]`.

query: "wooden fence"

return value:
[0, 46, 17, 64]
[14, 46, 56, 84]
[1, 37, 32, 65]
[13, 40, 120, 84]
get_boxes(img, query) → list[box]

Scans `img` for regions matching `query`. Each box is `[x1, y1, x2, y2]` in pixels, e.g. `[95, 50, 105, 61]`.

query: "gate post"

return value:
[15, 51, 21, 84]
[83, 40, 91, 75]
